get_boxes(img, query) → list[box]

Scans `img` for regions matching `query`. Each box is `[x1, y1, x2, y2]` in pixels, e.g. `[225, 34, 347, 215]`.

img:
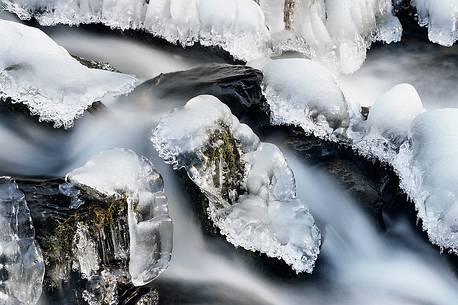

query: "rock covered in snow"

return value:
[0, 19, 136, 128]
[0, 177, 44, 305]
[66, 148, 173, 286]
[260, 58, 349, 140]
[152, 95, 321, 273]
[411, 0, 458, 46]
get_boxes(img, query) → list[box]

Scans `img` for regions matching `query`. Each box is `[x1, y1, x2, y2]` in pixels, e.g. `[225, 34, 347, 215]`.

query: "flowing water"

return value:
[2, 14, 458, 305]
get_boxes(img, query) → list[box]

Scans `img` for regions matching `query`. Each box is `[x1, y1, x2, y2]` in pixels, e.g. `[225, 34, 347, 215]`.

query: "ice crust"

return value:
[3, 0, 402, 72]
[152, 95, 321, 273]
[0, 19, 137, 128]
[1, 0, 270, 62]
[260, 65, 458, 253]
[259, 0, 402, 73]
[411, 0, 458, 46]
[0, 177, 45, 305]
[261, 58, 349, 141]
[66, 148, 173, 286]
[403, 109, 458, 253]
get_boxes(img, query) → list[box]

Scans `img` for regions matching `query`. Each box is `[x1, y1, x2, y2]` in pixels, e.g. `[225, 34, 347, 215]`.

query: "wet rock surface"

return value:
[130, 63, 270, 124]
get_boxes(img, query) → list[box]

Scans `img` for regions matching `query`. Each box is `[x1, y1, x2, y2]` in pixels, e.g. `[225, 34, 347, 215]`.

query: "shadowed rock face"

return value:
[130, 64, 267, 119]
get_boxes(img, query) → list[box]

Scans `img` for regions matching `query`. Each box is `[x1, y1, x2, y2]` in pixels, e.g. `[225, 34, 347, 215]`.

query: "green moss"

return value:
[202, 124, 246, 204]
[40, 195, 128, 286]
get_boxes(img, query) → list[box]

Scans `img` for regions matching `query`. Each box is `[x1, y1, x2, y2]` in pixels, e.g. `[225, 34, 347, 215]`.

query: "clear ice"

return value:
[66, 148, 173, 286]
[0, 177, 44, 305]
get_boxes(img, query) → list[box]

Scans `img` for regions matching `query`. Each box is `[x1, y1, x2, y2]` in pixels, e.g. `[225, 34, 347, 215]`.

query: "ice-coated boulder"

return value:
[260, 58, 349, 141]
[66, 148, 173, 286]
[0, 19, 137, 128]
[152, 95, 321, 273]
[0, 177, 44, 305]
[411, 0, 458, 46]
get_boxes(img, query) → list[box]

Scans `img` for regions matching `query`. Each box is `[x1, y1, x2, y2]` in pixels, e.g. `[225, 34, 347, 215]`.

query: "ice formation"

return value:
[1, 0, 270, 62]
[0, 177, 45, 305]
[258, 0, 402, 73]
[152, 95, 321, 273]
[0, 19, 137, 128]
[351, 83, 425, 162]
[3, 0, 402, 72]
[257, 56, 457, 253]
[411, 0, 458, 46]
[260, 58, 349, 140]
[366, 83, 424, 140]
[399, 109, 458, 253]
[66, 148, 173, 286]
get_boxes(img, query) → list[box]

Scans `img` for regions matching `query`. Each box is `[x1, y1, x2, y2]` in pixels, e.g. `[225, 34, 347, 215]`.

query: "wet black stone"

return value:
[131, 63, 270, 126]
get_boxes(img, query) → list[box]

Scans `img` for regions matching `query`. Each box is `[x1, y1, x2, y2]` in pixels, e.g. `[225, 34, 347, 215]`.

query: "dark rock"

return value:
[129, 63, 270, 126]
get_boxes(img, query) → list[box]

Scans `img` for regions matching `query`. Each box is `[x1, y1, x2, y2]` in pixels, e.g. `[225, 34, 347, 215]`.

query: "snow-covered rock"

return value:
[411, 0, 458, 46]
[0, 19, 136, 128]
[260, 58, 349, 141]
[66, 148, 172, 286]
[152, 95, 321, 273]
[0, 177, 44, 305]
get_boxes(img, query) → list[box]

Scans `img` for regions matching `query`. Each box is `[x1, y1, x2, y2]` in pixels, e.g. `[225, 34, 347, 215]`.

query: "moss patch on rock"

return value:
[39, 193, 129, 287]
[202, 124, 246, 205]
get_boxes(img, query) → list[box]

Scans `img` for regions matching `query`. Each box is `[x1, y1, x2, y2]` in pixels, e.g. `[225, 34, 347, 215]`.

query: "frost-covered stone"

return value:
[0, 19, 136, 128]
[152, 95, 321, 273]
[261, 58, 349, 141]
[259, 0, 402, 73]
[411, 0, 458, 46]
[66, 148, 173, 286]
[2, 0, 270, 62]
[0, 177, 44, 305]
